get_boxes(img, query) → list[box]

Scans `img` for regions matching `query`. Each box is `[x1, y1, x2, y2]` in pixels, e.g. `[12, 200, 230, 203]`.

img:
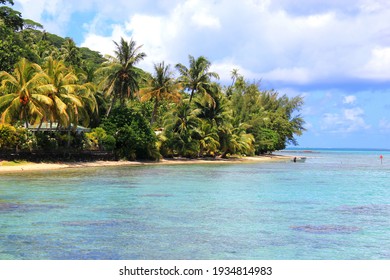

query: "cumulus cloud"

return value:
[321, 107, 371, 133]
[354, 47, 390, 80]
[13, 0, 390, 86]
[343, 95, 357, 105]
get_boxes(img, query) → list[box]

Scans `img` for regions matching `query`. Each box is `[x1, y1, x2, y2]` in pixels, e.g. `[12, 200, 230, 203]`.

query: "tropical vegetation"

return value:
[0, 1, 305, 161]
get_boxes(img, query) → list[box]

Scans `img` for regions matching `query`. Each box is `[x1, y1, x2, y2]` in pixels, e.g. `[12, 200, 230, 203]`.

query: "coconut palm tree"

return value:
[0, 58, 53, 127]
[197, 120, 219, 157]
[139, 61, 181, 125]
[218, 123, 254, 158]
[162, 101, 201, 157]
[175, 55, 219, 103]
[60, 38, 81, 67]
[194, 83, 230, 127]
[40, 57, 98, 131]
[42, 57, 79, 128]
[68, 78, 97, 128]
[96, 37, 146, 116]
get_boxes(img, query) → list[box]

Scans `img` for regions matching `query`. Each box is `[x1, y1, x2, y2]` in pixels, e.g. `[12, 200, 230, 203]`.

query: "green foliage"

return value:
[0, 124, 36, 151]
[0, 123, 16, 149]
[79, 47, 105, 67]
[97, 37, 146, 117]
[176, 55, 219, 103]
[35, 133, 58, 150]
[85, 127, 116, 151]
[0, 6, 23, 31]
[161, 101, 201, 157]
[101, 106, 159, 160]
[0, 25, 25, 72]
[15, 125, 37, 151]
[0, 1, 307, 159]
[229, 76, 305, 153]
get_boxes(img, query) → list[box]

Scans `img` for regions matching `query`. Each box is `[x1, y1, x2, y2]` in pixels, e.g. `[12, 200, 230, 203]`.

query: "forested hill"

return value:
[0, 1, 104, 72]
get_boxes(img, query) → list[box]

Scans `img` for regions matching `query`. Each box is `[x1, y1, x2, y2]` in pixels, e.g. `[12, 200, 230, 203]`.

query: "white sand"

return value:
[0, 155, 290, 173]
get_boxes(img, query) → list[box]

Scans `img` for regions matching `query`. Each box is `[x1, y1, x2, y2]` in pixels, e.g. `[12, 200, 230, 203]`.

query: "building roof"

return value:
[26, 123, 91, 133]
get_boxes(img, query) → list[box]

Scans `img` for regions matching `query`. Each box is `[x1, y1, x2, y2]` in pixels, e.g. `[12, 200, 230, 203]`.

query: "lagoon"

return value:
[0, 149, 389, 259]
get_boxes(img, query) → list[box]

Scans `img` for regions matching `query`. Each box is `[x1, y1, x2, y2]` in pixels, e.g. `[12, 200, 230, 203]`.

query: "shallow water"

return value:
[0, 150, 389, 259]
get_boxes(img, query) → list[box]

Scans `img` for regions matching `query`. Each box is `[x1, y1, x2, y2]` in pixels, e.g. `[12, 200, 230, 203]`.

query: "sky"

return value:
[11, 0, 390, 149]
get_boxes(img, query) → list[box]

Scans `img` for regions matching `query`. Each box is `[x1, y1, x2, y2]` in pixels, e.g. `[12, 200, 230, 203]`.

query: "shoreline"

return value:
[0, 155, 291, 173]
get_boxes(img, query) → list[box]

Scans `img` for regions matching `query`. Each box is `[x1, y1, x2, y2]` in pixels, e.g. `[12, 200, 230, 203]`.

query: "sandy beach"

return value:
[0, 155, 290, 173]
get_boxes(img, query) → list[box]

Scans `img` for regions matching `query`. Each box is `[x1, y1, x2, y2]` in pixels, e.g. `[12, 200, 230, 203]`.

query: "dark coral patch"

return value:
[337, 205, 390, 216]
[290, 225, 360, 234]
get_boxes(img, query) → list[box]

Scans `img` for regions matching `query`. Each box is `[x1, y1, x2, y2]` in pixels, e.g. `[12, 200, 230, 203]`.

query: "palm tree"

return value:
[0, 58, 53, 127]
[197, 120, 220, 157]
[194, 83, 230, 127]
[60, 38, 81, 67]
[41, 57, 98, 131]
[162, 101, 201, 157]
[42, 57, 79, 128]
[96, 37, 146, 116]
[175, 55, 219, 103]
[218, 123, 254, 158]
[139, 62, 181, 125]
[68, 79, 98, 128]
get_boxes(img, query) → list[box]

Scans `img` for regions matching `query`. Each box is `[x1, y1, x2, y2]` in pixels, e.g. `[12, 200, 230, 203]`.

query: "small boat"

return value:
[291, 156, 306, 163]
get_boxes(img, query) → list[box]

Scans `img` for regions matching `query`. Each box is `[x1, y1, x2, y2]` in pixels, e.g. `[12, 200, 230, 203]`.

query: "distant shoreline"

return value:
[0, 155, 291, 173]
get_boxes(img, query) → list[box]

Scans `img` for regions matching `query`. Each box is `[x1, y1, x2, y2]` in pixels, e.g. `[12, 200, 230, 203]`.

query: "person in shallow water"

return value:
[293, 157, 297, 162]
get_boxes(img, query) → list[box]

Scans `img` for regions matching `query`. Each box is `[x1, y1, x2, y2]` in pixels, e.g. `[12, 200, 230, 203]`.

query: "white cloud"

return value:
[343, 95, 357, 105]
[81, 25, 130, 58]
[262, 67, 311, 84]
[15, 0, 73, 36]
[354, 47, 390, 80]
[14, 0, 390, 85]
[321, 107, 370, 133]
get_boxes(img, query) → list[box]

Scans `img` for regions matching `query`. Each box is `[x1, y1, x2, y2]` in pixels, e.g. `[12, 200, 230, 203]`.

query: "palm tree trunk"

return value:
[36, 118, 44, 133]
[189, 88, 195, 103]
[106, 96, 117, 117]
[23, 107, 29, 128]
[151, 98, 159, 125]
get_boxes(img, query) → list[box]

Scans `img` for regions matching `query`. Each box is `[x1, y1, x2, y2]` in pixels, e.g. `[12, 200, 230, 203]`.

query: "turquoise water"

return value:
[0, 149, 389, 260]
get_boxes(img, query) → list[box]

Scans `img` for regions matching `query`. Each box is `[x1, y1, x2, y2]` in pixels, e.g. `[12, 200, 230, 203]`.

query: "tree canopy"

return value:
[0, 5, 306, 160]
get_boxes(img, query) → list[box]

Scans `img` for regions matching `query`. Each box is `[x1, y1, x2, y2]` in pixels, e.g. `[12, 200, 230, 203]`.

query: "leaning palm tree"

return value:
[0, 58, 53, 127]
[96, 37, 146, 116]
[175, 55, 219, 103]
[68, 79, 98, 128]
[139, 62, 182, 125]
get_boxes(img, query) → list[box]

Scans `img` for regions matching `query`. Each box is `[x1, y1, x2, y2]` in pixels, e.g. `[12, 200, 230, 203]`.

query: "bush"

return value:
[102, 106, 160, 160]
[85, 127, 116, 151]
[15, 126, 37, 151]
[0, 124, 37, 152]
[0, 124, 17, 150]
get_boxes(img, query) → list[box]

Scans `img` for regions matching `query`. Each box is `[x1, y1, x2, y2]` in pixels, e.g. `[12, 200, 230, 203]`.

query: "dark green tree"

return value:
[139, 61, 182, 125]
[96, 37, 146, 116]
[101, 106, 159, 160]
[175, 55, 219, 103]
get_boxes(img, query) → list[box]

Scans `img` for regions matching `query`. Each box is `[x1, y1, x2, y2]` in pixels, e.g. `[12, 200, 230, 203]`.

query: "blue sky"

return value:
[12, 0, 390, 149]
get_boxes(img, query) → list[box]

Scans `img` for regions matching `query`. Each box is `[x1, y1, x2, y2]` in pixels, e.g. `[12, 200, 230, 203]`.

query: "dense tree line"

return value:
[0, 2, 305, 160]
